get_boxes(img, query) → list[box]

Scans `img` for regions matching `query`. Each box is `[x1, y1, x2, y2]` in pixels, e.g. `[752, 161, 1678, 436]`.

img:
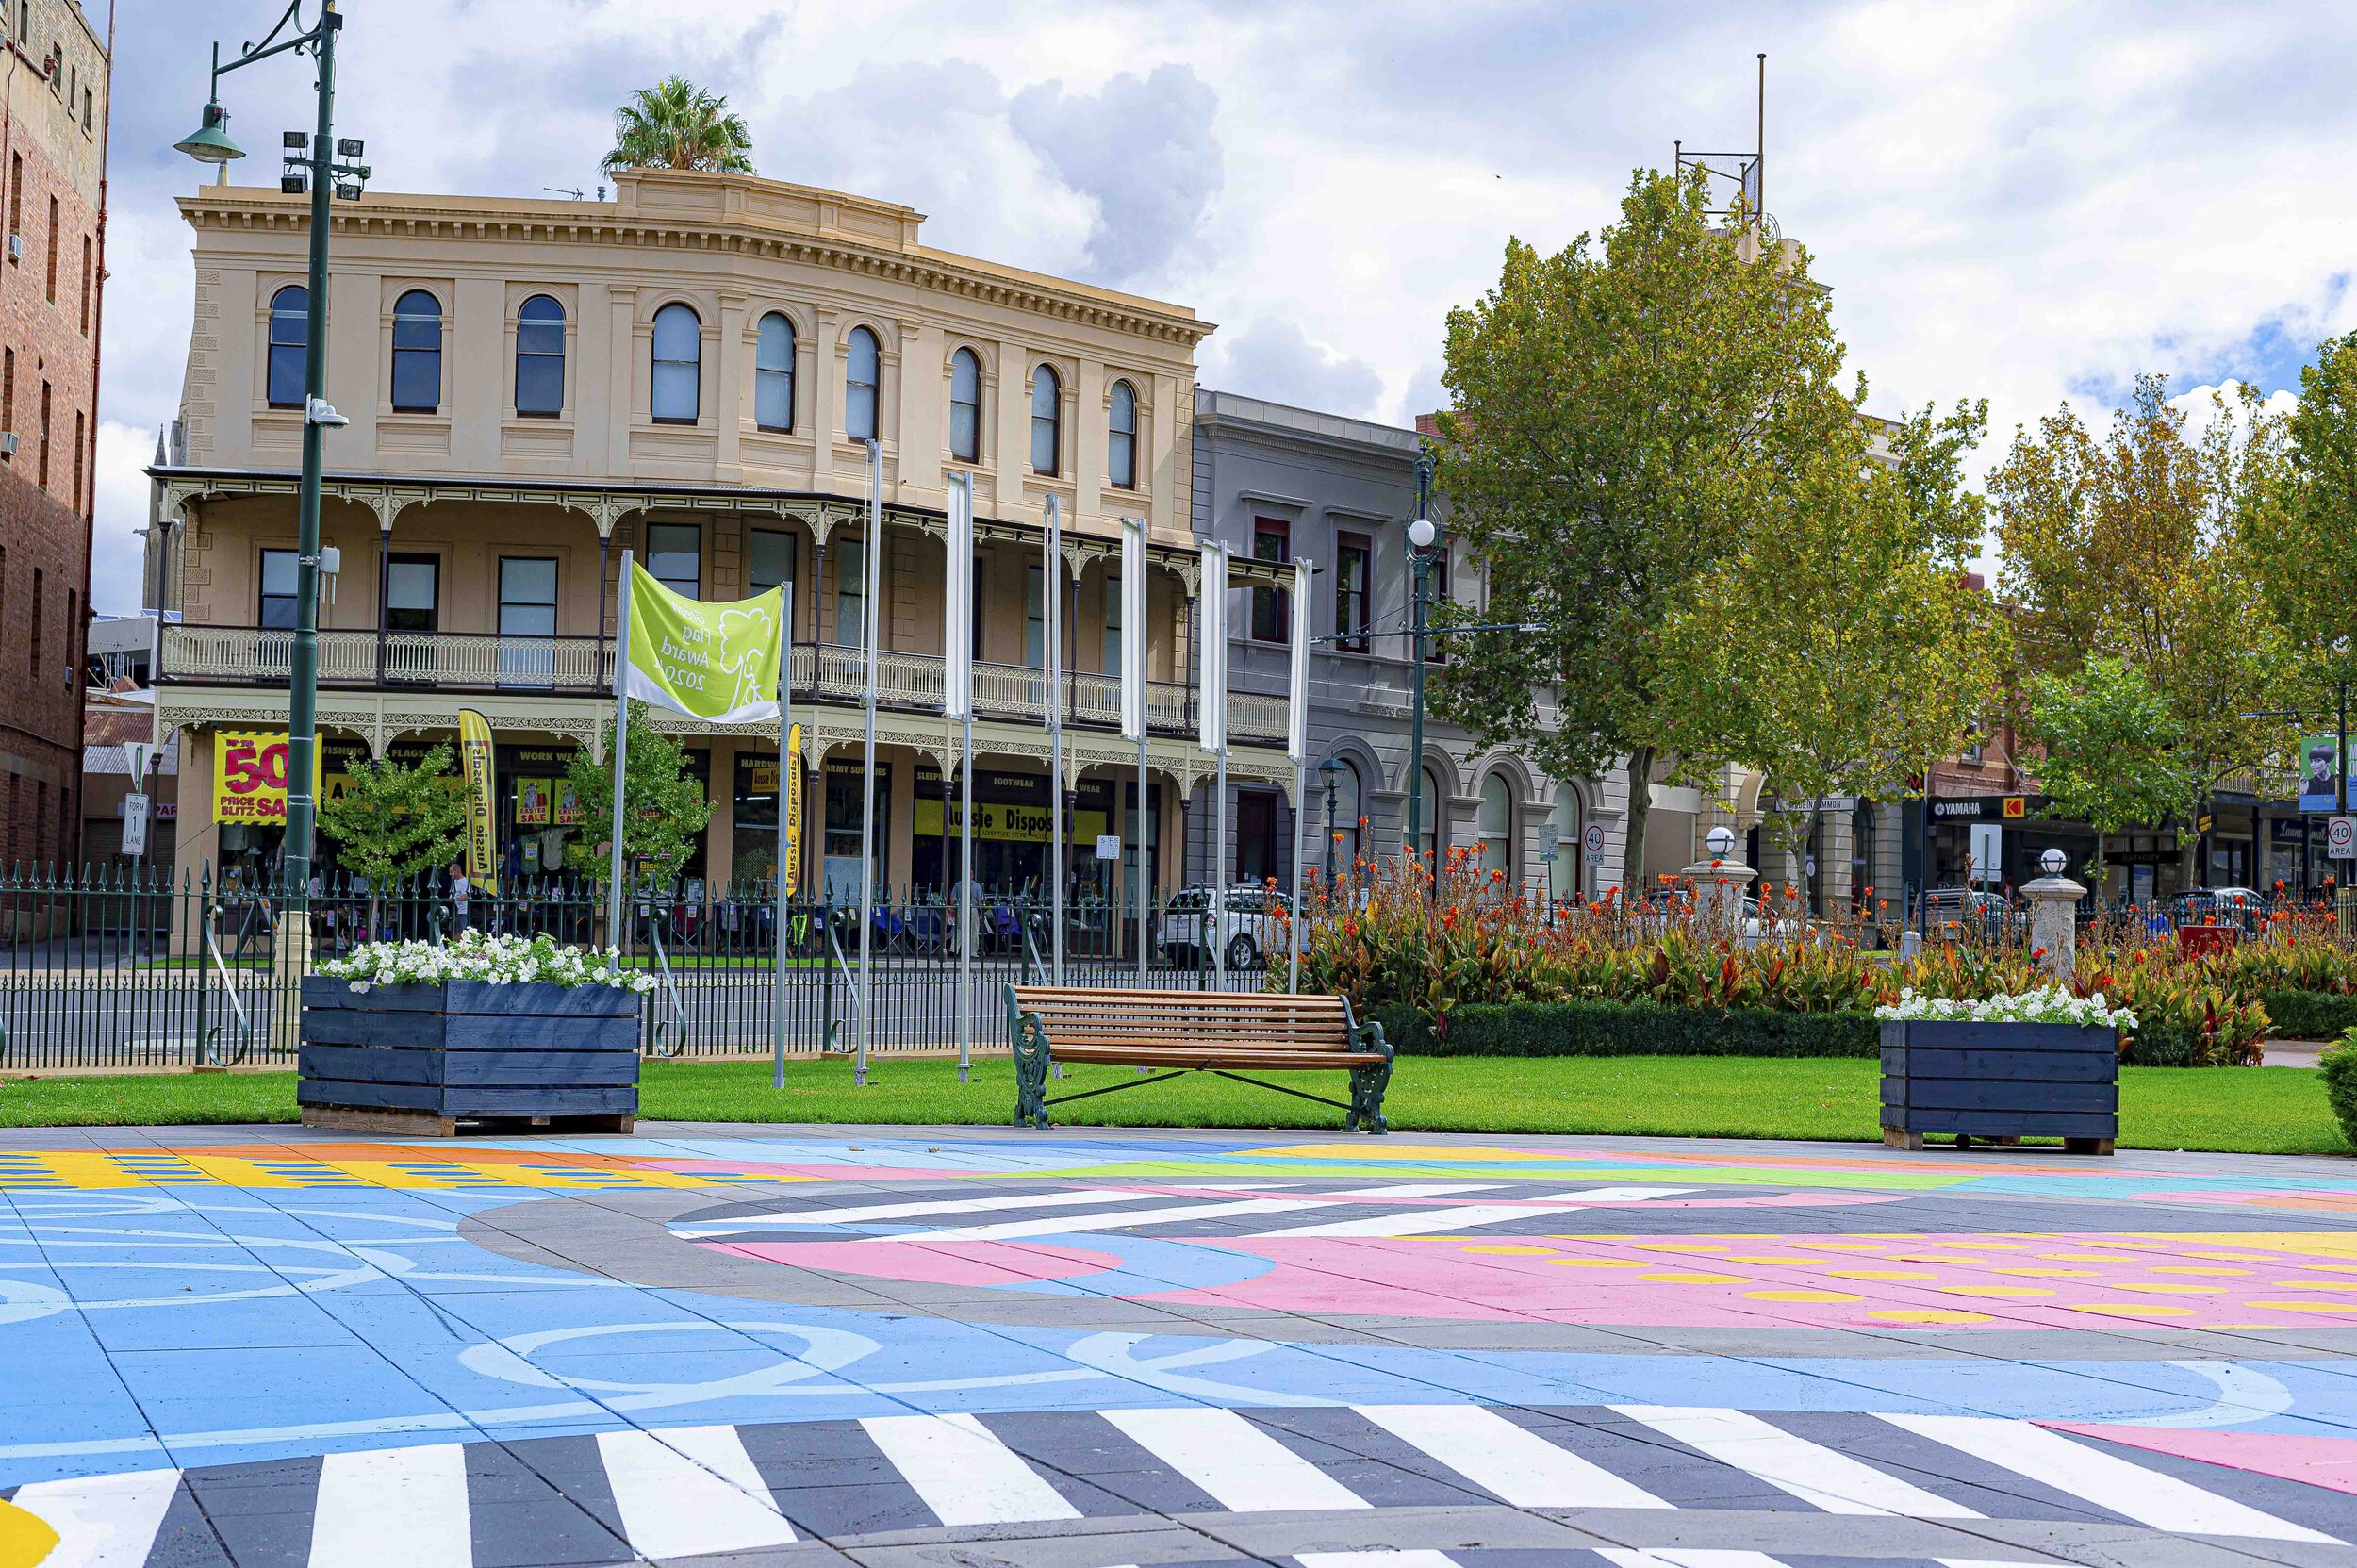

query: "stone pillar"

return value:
[1679, 855, 1755, 937]
[2021, 873, 2086, 982]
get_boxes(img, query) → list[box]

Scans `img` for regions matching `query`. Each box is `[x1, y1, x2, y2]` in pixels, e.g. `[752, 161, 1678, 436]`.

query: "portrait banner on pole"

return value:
[457, 708, 499, 896]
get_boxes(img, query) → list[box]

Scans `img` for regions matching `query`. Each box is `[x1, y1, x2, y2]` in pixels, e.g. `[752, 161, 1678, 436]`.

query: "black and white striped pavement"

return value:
[8, 1401, 2352, 1567]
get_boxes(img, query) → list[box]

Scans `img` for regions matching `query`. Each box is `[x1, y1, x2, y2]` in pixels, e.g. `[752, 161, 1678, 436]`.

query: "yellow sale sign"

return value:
[212, 731, 321, 825]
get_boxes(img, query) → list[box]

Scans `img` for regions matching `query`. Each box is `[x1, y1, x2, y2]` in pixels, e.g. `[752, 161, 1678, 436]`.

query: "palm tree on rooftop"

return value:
[602, 77, 755, 175]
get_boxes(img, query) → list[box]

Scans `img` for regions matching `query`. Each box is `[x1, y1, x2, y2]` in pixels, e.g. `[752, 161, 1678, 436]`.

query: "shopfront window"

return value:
[733, 751, 783, 894]
[823, 759, 889, 902]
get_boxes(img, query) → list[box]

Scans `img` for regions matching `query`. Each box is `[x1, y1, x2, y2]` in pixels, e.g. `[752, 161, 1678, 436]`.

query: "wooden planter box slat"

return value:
[1880, 1018, 2117, 1155]
[299, 977, 641, 1137]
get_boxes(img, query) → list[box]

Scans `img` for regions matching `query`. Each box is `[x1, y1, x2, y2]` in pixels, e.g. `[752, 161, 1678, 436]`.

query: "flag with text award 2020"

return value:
[621, 560, 786, 724]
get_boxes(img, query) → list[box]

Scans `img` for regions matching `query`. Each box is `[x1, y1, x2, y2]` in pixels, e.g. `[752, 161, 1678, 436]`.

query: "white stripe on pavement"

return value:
[1600, 1551, 1794, 1568]
[1260, 1187, 1694, 1238]
[859, 1412, 1080, 1526]
[1297, 1553, 1467, 1568]
[307, 1444, 470, 1568]
[1101, 1406, 1370, 1513]
[1615, 1406, 1979, 1518]
[672, 1189, 1150, 1233]
[1320, 1184, 1505, 1198]
[1357, 1403, 1671, 1509]
[1882, 1414, 2336, 1543]
[920, 1196, 1336, 1241]
[7, 1467, 180, 1568]
[597, 1425, 797, 1558]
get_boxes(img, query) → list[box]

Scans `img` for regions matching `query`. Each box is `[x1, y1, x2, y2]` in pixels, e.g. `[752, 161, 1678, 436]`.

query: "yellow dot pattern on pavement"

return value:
[0, 1497, 58, 1568]
[0, 1147, 813, 1191]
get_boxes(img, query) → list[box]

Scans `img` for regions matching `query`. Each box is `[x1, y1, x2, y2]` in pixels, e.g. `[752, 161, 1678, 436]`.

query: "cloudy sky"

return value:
[91, 0, 2357, 613]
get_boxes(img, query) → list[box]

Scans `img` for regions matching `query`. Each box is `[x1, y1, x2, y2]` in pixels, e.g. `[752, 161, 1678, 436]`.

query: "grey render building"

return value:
[1185, 388, 1632, 900]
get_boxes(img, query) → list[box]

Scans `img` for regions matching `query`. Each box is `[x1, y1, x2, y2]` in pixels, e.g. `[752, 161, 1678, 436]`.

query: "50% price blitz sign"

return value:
[212, 731, 322, 824]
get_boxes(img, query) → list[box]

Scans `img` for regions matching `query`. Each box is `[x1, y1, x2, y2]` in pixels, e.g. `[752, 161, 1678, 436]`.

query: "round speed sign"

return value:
[2332, 816, 2357, 859]
[1583, 823, 1607, 856]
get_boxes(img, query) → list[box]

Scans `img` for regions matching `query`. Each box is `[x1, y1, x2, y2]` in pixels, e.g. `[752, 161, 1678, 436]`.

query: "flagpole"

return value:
[604, 550, 635, 973]
[772, 582, 793, 1091]
[947, 472, 976, 1082]
[1287, 557, 1311, 996]
[856, 437, 882, 1086]
[1121, 518, 1148, 988]
[1044, 492, 1064, 986]
[1200, 542, 1228, 989]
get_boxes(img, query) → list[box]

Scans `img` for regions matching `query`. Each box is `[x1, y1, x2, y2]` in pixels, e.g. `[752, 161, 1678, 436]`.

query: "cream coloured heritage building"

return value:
[146, 167, 1294, 902]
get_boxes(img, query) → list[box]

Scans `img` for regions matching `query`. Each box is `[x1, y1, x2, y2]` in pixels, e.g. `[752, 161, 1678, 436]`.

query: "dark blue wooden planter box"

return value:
[299, 977, 642, 1136]
[1880, 1018, 2118, 1155]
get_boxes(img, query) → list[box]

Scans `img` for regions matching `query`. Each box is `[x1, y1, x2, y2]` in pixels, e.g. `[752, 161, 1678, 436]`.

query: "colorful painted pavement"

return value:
[11, 1128, 2357, 1565]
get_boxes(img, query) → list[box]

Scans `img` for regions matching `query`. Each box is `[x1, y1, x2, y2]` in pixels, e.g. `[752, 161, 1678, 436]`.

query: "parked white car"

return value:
[1160, 884, 1290, 970]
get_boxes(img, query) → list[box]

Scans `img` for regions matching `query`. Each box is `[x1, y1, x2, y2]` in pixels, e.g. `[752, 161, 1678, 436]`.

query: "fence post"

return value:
[271, 877, 311, 1061]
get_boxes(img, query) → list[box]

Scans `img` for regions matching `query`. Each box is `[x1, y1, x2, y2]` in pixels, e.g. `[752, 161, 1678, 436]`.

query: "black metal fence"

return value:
[0, 865, 1262, 1073]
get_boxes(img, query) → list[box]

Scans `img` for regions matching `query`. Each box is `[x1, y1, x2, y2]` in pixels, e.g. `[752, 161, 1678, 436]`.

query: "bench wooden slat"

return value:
[1006, 982, 1390, 1132]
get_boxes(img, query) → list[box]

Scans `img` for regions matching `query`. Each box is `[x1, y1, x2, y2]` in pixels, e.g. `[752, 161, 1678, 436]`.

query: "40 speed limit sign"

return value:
[2331, 816, 2357, 860]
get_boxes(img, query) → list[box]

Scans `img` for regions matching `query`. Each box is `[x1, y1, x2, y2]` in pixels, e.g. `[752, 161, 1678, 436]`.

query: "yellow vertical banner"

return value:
[781, 723, 804, 896]
[457, 709, 499, 896]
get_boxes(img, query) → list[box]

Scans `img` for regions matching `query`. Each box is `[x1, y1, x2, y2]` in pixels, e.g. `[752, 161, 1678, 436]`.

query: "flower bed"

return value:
[303, 932, 648, 1136]
[317, 930, 656, 993]
[1288, 852, 2266, 1065]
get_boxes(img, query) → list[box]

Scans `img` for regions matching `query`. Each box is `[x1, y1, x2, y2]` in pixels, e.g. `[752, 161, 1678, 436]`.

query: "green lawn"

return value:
[1, 1056, 2346, 1155]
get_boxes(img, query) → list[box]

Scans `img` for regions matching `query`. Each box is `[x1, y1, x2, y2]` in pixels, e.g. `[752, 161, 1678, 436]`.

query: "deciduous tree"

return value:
[2024, 655, 2192, 896]
[564, 702, 717, 888]
[1993, 375, 2290, 888]
[317, 744, 468, 933]
[1429, 171, 1862, 890]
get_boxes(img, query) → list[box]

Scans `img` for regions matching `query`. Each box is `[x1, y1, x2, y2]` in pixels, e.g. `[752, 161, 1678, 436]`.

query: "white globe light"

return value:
[1704, 825, 1737, 857]
[1407, 516, 1436, 550]
[2040, 848, 2067, 876]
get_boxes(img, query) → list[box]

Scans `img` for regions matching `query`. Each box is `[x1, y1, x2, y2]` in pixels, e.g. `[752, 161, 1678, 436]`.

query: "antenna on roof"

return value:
[543, 185, 585, 201]
[1674, 53, 1774, 244]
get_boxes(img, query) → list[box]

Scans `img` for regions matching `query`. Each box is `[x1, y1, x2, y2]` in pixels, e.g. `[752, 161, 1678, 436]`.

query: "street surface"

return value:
[5, 1124, 2357, 1565]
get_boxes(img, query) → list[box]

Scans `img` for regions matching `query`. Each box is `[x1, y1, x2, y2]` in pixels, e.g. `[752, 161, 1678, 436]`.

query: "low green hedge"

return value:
[1374, 1000, 1877, 1059]
[1368, 998, 2202, 1067]
[2320, 1038, 2357, 1147]
[2260, 991, 2357, 1041]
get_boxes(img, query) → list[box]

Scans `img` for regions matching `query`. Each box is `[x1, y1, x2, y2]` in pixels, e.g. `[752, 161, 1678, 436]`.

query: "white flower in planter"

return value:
[1873, 986, 2135, 1031]
[317, 930, 657, 995]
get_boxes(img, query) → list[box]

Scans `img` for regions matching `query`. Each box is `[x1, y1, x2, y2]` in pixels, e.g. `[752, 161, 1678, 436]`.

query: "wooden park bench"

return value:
[1004, 985, 1393, 1133]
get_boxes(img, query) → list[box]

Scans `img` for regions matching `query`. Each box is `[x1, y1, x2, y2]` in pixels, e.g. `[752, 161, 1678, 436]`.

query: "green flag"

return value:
[621, 560, 786, 723]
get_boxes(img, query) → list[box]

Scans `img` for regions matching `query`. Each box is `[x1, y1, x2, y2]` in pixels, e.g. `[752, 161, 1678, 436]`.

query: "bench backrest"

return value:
[1011, 986, 1354, 1052]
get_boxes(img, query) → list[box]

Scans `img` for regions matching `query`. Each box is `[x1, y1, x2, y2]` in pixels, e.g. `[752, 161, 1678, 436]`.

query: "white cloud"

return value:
[100, 0, 2357, 536]
[91, 421, 155, 615]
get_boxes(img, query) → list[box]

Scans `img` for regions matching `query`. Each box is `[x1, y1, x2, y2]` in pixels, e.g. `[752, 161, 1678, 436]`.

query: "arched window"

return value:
[514, 294, 565, 417]
[390, 290, 442, 413]
[755, 312, 795, 433]
[1030, 363, 1061, 476]
[1418, 766, 1445, 866]
[1478, 773, 1515, 881]
[948, 348, 981, 463]
[845, 326, 880, 441]
[1549, 791, 1581, 901]
[1108, 379, 1138, 490]
[266, 285, 308, 408]
[1321, 757, 1362, 876]
[651, 303, 701, 423]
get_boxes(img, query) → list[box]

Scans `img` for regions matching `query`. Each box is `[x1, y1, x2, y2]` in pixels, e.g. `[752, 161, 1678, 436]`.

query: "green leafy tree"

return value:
[1656, 403, 2009, 912]
[1427, 169, 1864, 891]
[316, 744, 469, 931]
[563, 701, 716, 888]
[2025, 655, 2192, 896]
[1992, 374, 2292, 887]
[602, 77, 754, 175]
[2248, 330, 2357, 751]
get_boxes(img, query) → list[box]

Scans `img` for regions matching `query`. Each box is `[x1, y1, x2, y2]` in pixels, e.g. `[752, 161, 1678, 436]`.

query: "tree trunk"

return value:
[2093, 833, 2109, 913]
[2178, 794, 2204, 896]
[1620, 745, 1656, 896]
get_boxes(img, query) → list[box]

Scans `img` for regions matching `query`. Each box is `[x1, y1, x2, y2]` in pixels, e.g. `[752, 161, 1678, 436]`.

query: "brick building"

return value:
[0, 0, 107, 871]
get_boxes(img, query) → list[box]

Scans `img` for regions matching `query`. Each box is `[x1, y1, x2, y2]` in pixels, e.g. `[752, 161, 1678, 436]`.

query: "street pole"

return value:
[1404, 454, 1433, 873]
[285, 11, 336, 914]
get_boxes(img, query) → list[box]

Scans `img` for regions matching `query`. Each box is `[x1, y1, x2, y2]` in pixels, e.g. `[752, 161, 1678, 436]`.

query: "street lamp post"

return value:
[176, 3, 368, 915]
[1320, 755, 1343, 883]
[1404, 454, 1436, 868]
